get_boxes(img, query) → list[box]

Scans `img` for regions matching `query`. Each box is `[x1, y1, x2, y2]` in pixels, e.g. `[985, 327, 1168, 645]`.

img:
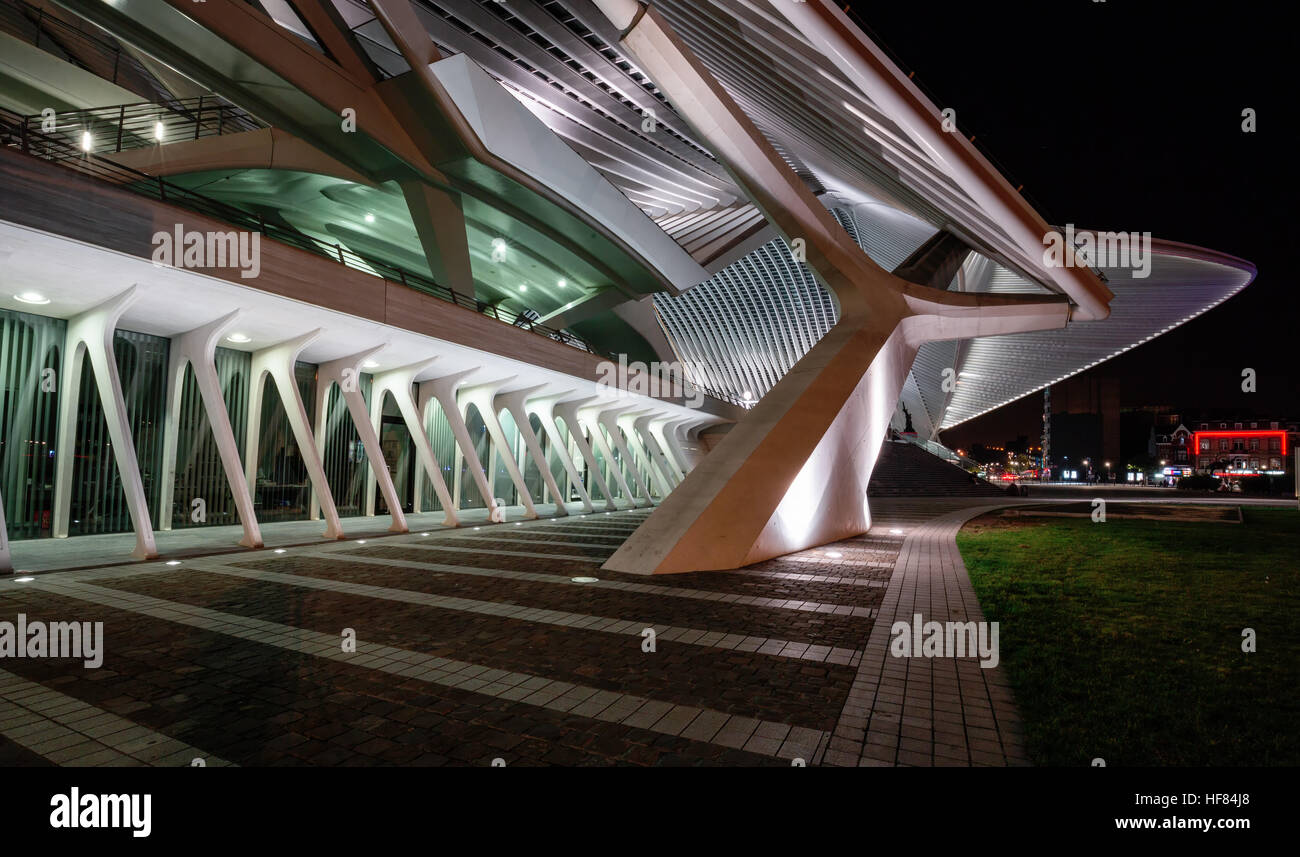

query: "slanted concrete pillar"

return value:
[399, 180, 476, 304]
[633, 413, 679, 496]
[659, 418, 695, 477]
[418, 370, 500, 521]
[554, 397, 619, 510]
[497, 386, 570, 517]
[317, 347, 408, 533]
[580, 402, 639, 508]
[590, 1, 1076, 574]
[245, 330, 344, 539]
[52, 287, 158, 559]
[160, 310, 263, 548]
[0, 485, 10, 573]
[460, 380, 537, 519]
[526, 394, 596, 513]
[371, 358, 458, 526]
[610, 407, 656, 503]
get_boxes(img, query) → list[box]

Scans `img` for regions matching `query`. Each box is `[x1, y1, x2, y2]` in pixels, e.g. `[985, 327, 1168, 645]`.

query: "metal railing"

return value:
[0, 0, 167, 98]
[0, 106, 603, 358]
[19, 96, 264, 163]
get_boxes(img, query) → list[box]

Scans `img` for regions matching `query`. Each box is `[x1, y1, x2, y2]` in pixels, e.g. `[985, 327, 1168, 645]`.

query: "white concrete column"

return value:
[418, 370, 499, 521]
[160, 310, 263, 548]
[245, 330, 344, 539]
[579, 402, 639, 508]
[554, 397, 619, 510]
[0, 485, 10, 574]
[660, 418, 695, 477]
[497, 386, 570, 517]
[650, 417, 688, 483]
[51, 287, 158, 559]
[612, 408, 658, 502]
[526, 394, 596, 513]
[318, 347, 407, 534]
[371, 358, 458, 527]
[460, 380, 538, 519]
[589, 1, 1074, 574]
[633, 413, 679, 496]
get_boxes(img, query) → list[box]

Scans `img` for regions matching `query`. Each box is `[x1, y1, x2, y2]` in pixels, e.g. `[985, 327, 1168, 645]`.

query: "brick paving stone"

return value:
[0, 506, 1041, 767]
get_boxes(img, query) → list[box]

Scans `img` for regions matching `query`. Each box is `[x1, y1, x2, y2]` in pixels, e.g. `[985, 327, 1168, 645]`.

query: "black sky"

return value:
[846, 1, 1295, 446]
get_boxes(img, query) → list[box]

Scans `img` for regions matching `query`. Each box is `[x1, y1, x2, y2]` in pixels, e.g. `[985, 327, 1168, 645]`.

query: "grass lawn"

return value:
[957, 506, 1300, 766]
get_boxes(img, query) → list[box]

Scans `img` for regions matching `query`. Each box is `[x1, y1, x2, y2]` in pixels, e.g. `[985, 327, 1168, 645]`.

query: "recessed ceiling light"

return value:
[571, 576, 599, 584]
[356, 540, 366, 544]
[825, 551, 842, 559]
[362, 359, 379, 369]
[364, 213, 375, 223]
[226, 333, 251, 343]
[557, 278, 567, 288]
[80, 130, 92, 152]
[420, 533, 429, 537]
[889, 528, 904, 535]
[165, 560, 181, 566]
[14, 291, 49, 305]
[273, 548, 286, 554]
[519, 284, 528, 292]
[154, 121, 165, 141]
[742, 391, 754, 401]
[13, 577, 35, 583]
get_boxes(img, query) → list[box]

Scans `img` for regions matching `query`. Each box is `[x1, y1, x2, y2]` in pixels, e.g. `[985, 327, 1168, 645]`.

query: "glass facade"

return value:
[67, 329, 169, 537]
[2, 313, 648, 547]
[0, 309, 63, 540]
[170, 346, 251, 529]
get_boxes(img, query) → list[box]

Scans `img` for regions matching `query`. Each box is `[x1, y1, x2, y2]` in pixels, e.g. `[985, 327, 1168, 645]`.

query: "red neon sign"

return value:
[1191, 430, 1287, 457]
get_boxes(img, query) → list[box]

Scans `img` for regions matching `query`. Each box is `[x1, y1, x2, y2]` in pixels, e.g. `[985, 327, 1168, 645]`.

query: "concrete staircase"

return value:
[868, 440, 1007, 497]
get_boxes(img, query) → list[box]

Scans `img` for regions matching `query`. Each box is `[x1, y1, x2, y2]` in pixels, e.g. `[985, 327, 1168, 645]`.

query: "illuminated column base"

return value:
[160, 310, 263, 548]
[498, 386, 569, 516]
[51, 287, 158, 559]
[555, 397, 620, 511]
[526, 394, 597, 513]
[600, 405, 654, 505]
[418, 371, 500, 521]
[593, 0, 1072, 574]
[317, 347, 407, 534]
[371, 359, 458, 527]
[245, 330, 344, 540]
[460, 381, 538, 520]
[578, 402, 639, 509]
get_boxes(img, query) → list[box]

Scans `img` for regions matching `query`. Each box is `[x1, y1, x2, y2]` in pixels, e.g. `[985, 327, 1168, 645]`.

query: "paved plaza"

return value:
[0, 497, 1050, 767]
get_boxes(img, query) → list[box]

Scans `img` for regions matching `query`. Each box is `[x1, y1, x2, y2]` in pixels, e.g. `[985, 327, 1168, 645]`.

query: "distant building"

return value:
[1189, 418, 1297, 476]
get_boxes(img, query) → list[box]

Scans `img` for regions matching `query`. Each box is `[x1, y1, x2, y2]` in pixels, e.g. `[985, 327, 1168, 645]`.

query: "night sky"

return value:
[848, 1, 1295, 447]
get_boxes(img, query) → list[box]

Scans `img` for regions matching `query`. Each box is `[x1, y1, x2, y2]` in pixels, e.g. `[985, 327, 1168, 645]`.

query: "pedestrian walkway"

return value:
[1, 496, 1064, 766]
[824, 499, 1030, 766]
